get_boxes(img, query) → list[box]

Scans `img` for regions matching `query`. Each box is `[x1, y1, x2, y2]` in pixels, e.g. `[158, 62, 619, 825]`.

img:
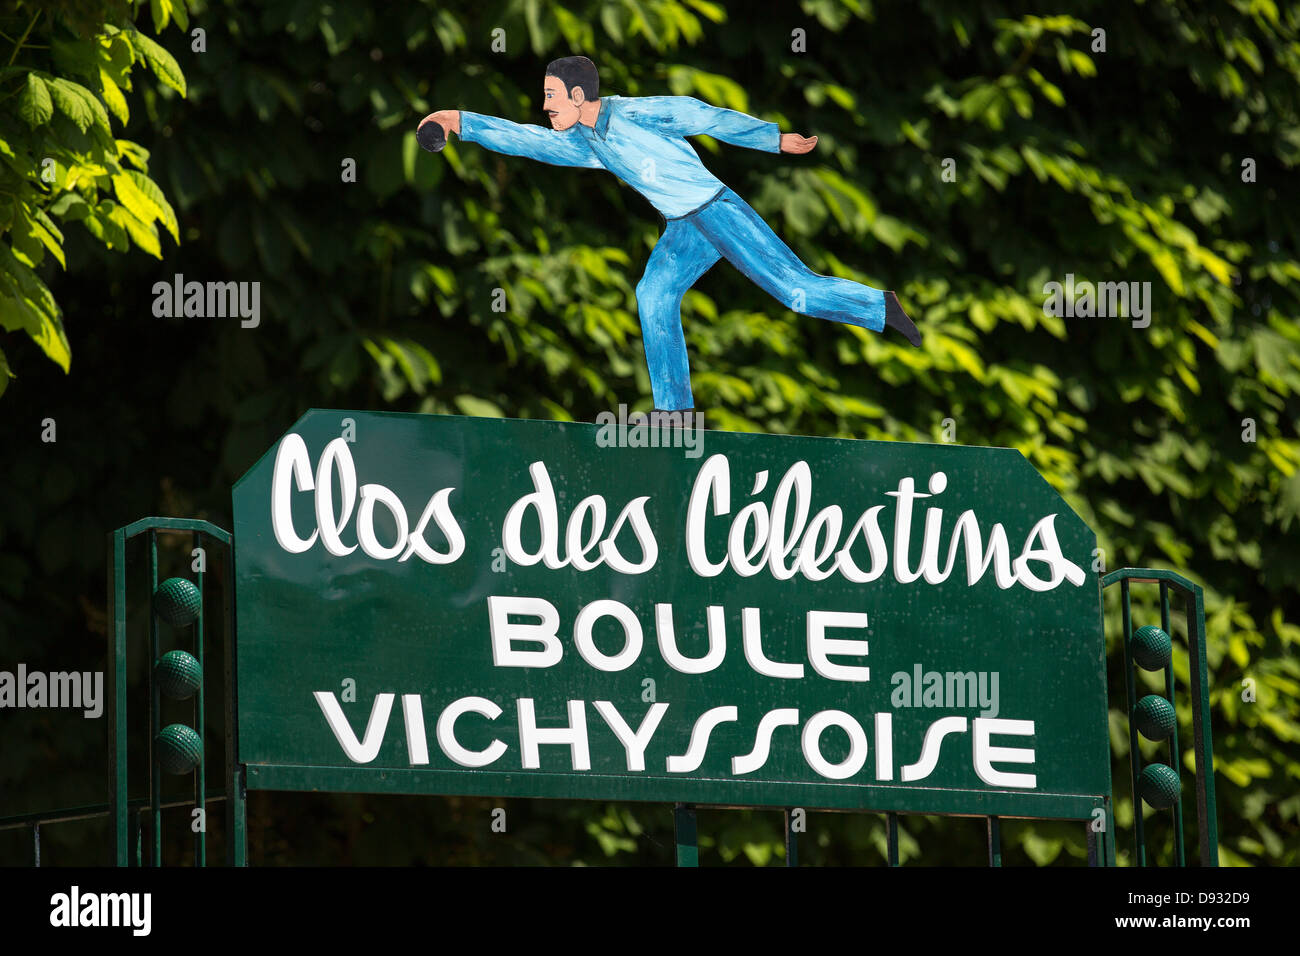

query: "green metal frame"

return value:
[103, 518, 243, 867]
[1102, 568, 1218, 866]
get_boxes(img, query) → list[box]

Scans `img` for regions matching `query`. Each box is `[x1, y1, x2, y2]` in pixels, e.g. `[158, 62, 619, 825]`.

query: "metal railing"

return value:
[0, 794, 227, 867]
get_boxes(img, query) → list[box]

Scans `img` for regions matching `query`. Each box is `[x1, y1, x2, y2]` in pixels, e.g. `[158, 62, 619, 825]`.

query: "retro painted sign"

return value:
[231, 410, 1110, 818]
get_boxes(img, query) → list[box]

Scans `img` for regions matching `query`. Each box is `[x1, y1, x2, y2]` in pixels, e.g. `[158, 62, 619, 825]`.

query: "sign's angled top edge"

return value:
[232, 407, 320, 494]
[282, 407, 1028, 453]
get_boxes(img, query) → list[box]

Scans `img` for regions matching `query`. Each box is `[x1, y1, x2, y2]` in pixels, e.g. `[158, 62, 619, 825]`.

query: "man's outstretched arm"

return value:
[618, 96, 817, 155]
[418, 109, 601, 168]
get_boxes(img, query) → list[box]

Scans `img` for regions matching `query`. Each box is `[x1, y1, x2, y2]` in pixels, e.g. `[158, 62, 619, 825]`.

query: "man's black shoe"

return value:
[884, 291, 922, 347]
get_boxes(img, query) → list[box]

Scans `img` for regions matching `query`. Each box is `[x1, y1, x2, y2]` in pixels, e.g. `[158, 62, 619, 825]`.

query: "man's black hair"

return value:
[545, 55, 599, 101]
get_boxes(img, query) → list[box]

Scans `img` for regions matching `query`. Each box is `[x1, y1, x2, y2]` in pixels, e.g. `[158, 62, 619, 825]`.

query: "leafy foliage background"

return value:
[0, 0, 1297, 865]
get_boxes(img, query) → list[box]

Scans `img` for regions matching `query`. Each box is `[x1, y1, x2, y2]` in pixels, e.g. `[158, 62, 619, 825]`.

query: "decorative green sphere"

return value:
[154, 577, 201, 628]
[155, 723, 202, 775]
[1138, 763, 1181, 810]
[154, 650, 202, 700]
[1133, 694, 1176, 741]
[1131, 625, 1172, 671]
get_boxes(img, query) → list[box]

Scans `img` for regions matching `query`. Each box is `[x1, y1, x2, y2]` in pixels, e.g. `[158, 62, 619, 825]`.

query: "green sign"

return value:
[232, 410, 1109, 819]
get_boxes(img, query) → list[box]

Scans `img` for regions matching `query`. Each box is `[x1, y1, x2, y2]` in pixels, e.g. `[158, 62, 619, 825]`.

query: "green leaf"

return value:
[125, 170, 179, 241]
[10, 204, 65, 270]
[870, 215, 921, 253]
[128, 29, 187, 97]
[33, 306, 71, 373]
[33, 208, 66, 268]
[1191, 246, 1234, 285]
[1023, 829, 1064, 865]
[116, 139, 151, 170]
[46, 75, 94, 131]
[100, 33, 134, 84]
[1150, 249, 1185, 296]
[107, 202, 163, 257]
[146, 0, 189, 33]
[958, 82, 1000, 123]
[99, 68, 129, 124]
[18, 73, 53, 127]
[49, 192, 91, 220]
[684, 0, 726, 23]
[454, 395, 505, 418]
[47, 76, 111, 136]
[0, 252, 71, 373]
[83, 201, 131, 251]
[111, 171, 169, 241]
[10, 210, 45, 269]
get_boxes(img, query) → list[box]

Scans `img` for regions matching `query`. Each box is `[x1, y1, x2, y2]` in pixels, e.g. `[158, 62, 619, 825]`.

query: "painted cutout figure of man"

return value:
[420, 56, 921, 412]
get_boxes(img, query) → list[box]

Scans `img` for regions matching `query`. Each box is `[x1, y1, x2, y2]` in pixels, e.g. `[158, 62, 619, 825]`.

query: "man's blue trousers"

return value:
[635, 185, 888, 411]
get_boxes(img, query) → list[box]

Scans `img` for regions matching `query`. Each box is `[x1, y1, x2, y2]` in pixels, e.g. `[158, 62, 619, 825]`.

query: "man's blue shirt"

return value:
[459, 95, 781, 218]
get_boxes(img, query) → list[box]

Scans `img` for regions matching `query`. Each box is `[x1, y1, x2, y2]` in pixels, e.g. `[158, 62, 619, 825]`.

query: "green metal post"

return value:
[107, 529, 129, 866]
[1120, 578, 1146, 866]
[1104, 798, 1116, 866]
[133, 809, 142, 867]
[149, 530, 161, 867]
[784, 808, 798, 867]
[1160, 582, 1186, 866]
[886, 812, 899, 866]
[1186, 585, 1219, 865]
[194, 531, 206, 867]
[674, 804, 697, 867]
[1086, 798, 1111, 866]
[225, 541, 247, 866]
[987, 816, 1001, 867]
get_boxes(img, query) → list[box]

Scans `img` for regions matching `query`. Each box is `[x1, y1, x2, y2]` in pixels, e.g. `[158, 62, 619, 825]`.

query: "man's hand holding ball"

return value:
[417, 110, 460, 152]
